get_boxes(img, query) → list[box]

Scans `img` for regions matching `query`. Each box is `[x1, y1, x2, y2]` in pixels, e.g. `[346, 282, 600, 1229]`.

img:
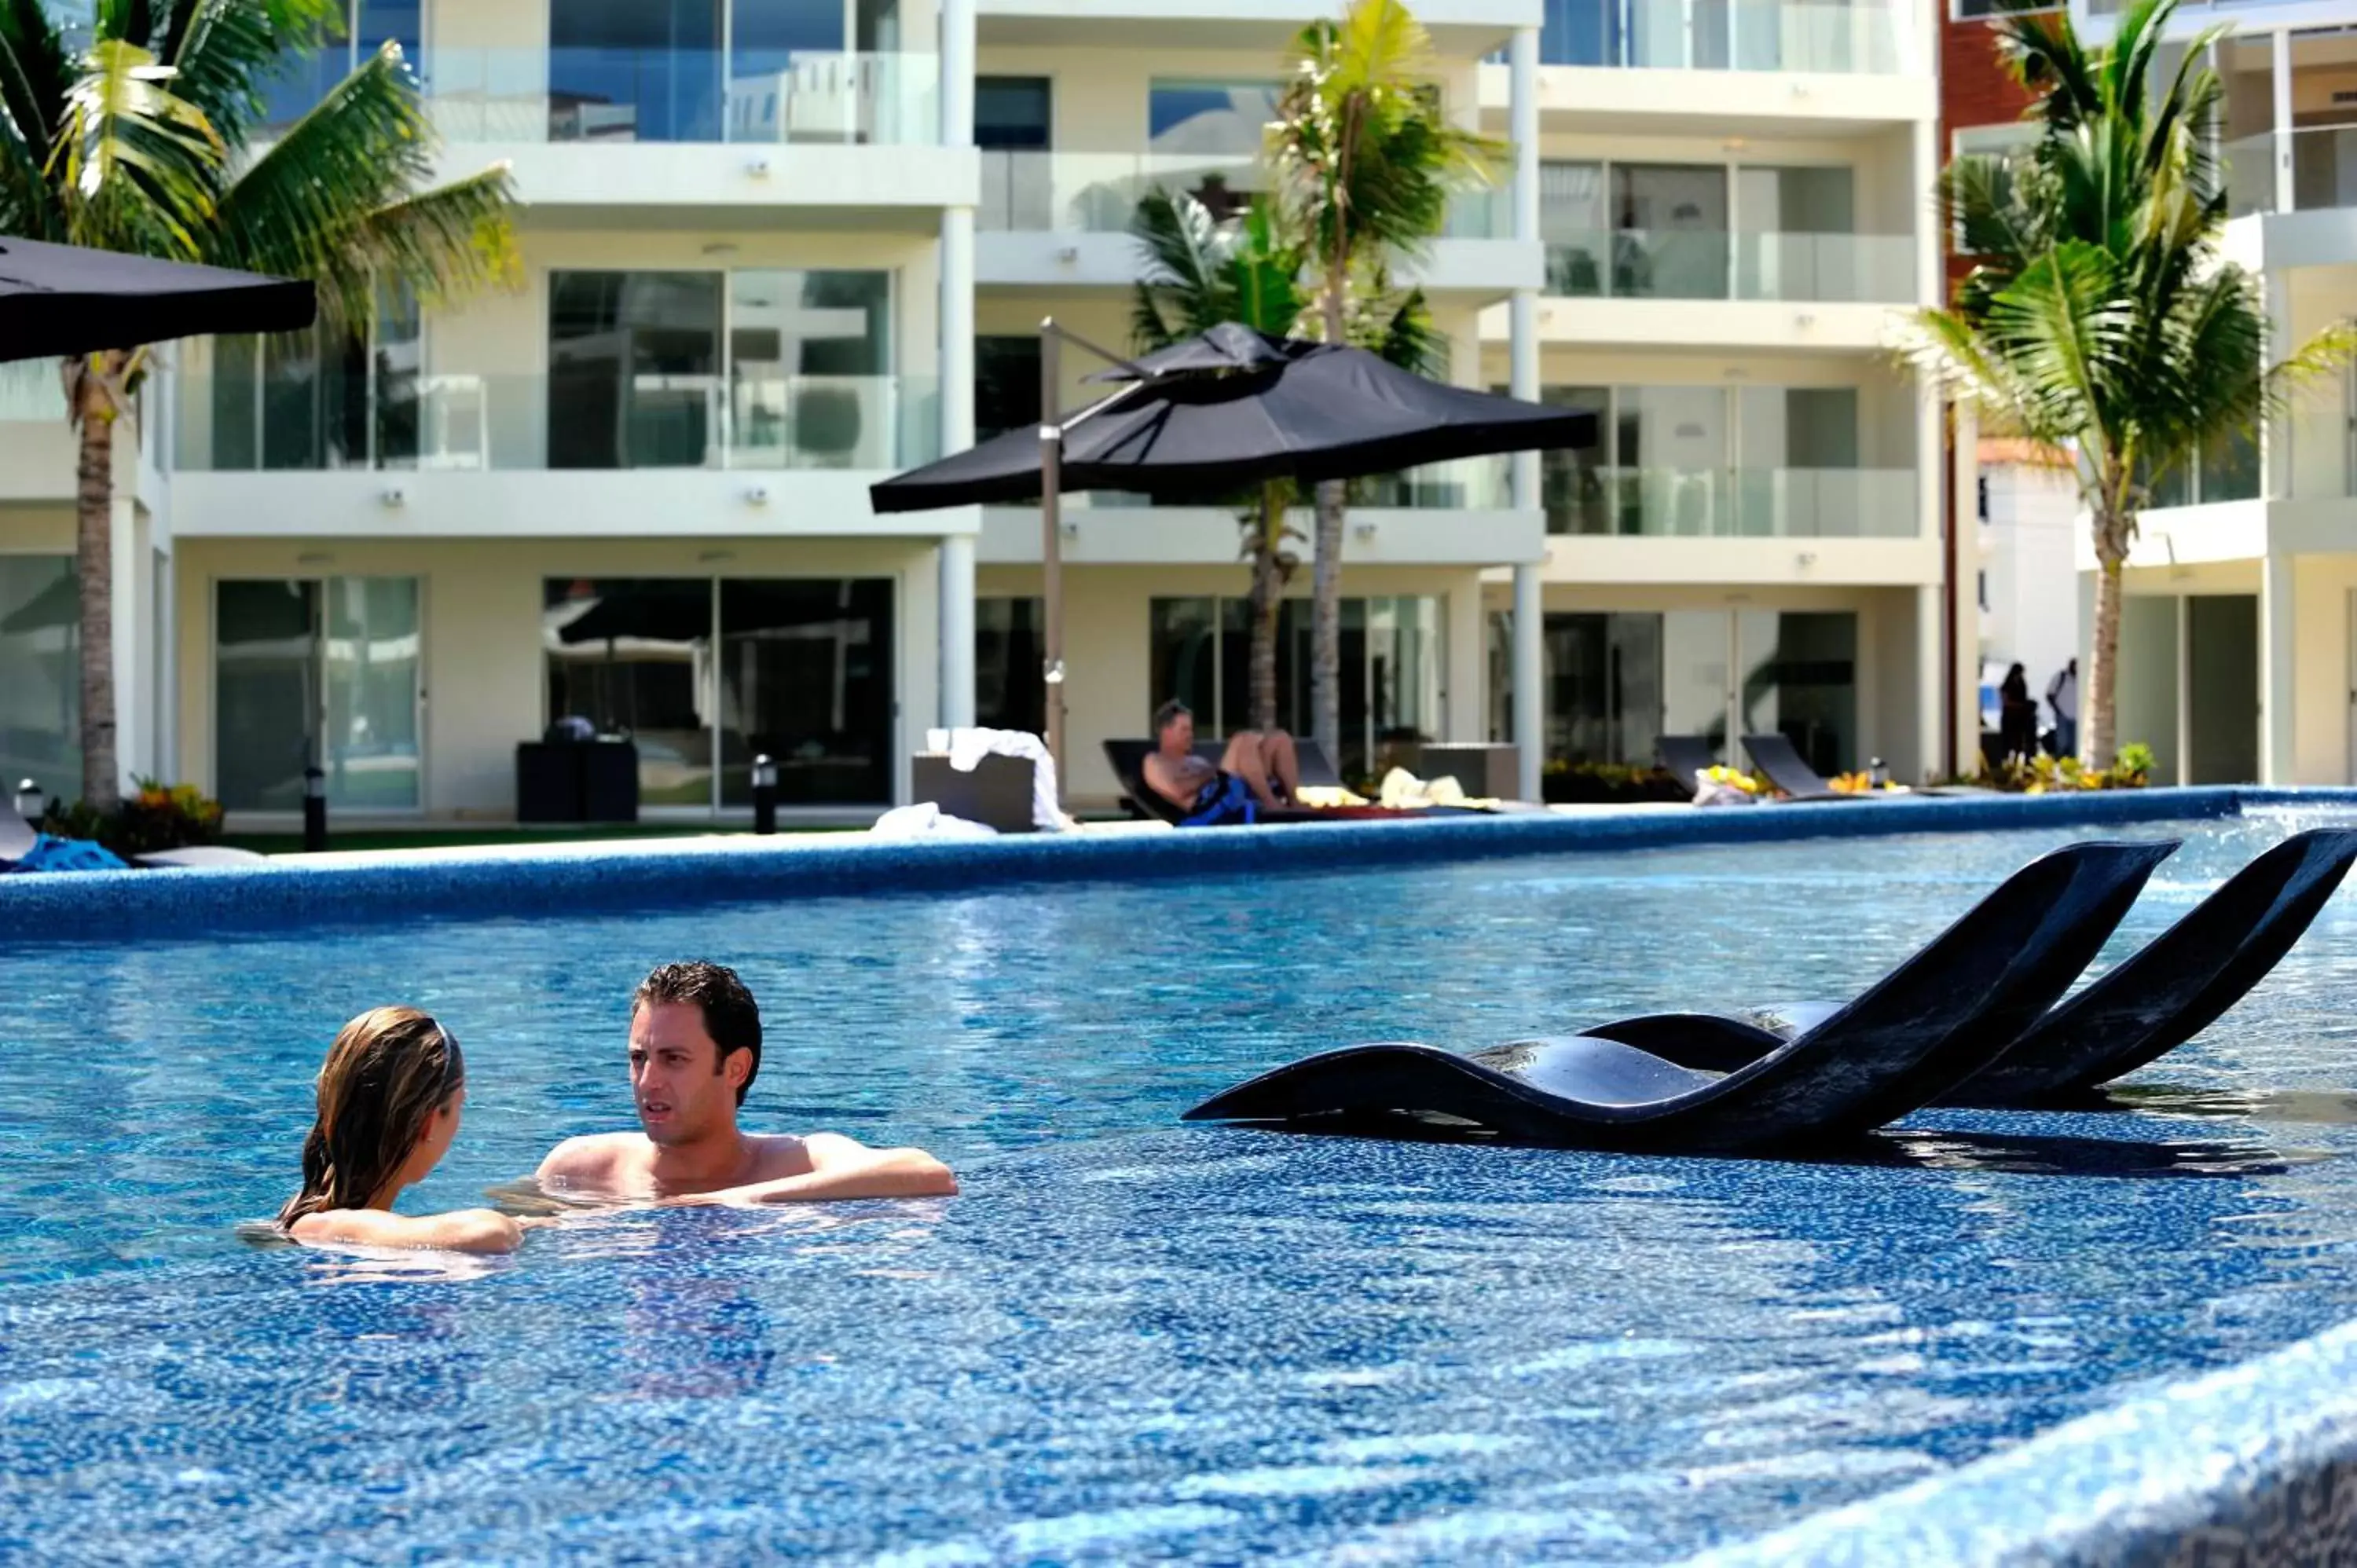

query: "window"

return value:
[1951, 122, 2039, 249]
[548, 268, 892, 470]
[1951, 0, 2060, 19]
[1611, 165, 1730, 299]
[262, 0, 421, 131]
[977, 77, 1051, 149]
[975, 336, 1043, 442]
[542, 577, 895, 808]
[548, 0, 904, 144]
[1148, 79, 1280, 218]
[215, 577, 422, 811]
[0, 555, 79, 802]
[1147, 595, 1445, 780]
[977, 598, 1046, 734]
[195, 290, 420, 472]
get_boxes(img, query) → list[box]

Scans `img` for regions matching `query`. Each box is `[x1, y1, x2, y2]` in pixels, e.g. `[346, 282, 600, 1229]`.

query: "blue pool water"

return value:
[7, 809, 2357, 1563]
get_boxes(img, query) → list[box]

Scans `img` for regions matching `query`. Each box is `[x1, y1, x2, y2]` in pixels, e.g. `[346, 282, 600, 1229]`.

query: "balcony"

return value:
[1542, 228, 1913, 302]
[978, 150, 1507, 237]
[418, 48, 940, 146]
[977, 150, 1529, 291]
[173, 371, 940, 474]
[1545, 466, 1918, 537]
[1525, 0, 1903, 72]
[1062, 456, 1514, 511]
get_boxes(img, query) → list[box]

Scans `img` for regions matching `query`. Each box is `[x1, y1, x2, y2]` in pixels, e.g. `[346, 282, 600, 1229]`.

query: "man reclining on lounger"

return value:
[537, 960, 957, 1206]
[1142, 699, 1303, 827]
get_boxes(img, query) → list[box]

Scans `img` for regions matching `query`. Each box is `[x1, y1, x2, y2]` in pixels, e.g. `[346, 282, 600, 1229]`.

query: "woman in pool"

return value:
[277, 1006, 527, 1255]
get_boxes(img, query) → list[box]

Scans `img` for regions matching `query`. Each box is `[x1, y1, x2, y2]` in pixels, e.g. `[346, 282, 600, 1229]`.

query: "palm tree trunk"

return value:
[2087, 501, 2129, 769]
[1310, 278, 1349, 765]
[72, 358, 121, 812]
[1248, 488, 1284, 733]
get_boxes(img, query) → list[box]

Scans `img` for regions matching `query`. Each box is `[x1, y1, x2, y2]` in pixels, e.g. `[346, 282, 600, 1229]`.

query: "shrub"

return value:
[39, 778, 225, 857]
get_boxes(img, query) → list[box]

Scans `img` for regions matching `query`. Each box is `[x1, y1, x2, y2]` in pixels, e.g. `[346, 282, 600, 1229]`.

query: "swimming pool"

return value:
[6, 806, 2357, 1563]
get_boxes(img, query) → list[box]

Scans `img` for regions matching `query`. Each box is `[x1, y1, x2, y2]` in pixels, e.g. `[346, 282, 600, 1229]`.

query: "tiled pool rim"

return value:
[8, 785, 2357, 947]
[15, 782, 2357, 1567]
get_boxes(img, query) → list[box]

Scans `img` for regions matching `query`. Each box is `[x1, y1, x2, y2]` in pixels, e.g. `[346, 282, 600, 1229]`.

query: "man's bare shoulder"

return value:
[537, 1131, 647, 1186]
[745, 1131, 819, 1180]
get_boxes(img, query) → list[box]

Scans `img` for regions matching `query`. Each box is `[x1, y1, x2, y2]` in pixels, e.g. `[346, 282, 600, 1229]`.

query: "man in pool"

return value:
[1142, 698, 1303, 827]
[536, 960, 957, 1205]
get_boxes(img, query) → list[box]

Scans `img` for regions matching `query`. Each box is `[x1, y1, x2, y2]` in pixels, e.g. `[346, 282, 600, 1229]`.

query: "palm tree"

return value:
[1266, 0, 1499, 767]
[1130, 185, 1442, 737]
[0, 0, 517, 810]
[1899, 0, 2351, 767]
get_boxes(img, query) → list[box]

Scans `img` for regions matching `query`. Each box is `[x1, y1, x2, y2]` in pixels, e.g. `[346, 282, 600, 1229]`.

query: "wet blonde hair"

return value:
[277, 1006, 464, 1227]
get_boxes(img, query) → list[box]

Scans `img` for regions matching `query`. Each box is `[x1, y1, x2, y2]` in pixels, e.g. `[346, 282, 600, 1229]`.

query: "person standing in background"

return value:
[2047, 658, 2080, 760]
[2000, 663, 2038, 762]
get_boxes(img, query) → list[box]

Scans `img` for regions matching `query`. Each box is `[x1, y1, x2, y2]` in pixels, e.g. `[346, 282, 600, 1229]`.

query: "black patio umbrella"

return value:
[0, 235, 316, 361]
[552, 581, 718, 647]
[870, 322, 1596, 789]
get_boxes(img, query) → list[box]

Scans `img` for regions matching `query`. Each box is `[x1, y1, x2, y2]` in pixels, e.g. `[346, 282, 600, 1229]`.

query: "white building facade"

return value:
[2066, 0, 2357, 786]
[0, 0, 1952, 823]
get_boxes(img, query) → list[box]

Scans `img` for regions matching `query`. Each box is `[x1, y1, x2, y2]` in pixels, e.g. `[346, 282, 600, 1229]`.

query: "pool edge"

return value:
[1684, 1311, 2357, 1567]
[5, 786, 2356, 945]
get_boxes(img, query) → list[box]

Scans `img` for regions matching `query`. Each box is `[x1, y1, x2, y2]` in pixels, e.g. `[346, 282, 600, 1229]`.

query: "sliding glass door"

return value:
[215, 577, 422, 811]
[1513, 608, 1858, 775]
[541, 576, 896, 809]
[0, 555, 80, 801]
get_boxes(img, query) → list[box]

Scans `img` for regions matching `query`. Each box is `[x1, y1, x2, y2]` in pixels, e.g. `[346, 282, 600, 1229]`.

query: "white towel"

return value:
[869, 803, 999, 841]
[944, 727, 1068, 833]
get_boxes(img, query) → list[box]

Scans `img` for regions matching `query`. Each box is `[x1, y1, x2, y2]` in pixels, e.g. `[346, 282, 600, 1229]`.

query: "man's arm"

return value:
[675, 1134, 958, 1207]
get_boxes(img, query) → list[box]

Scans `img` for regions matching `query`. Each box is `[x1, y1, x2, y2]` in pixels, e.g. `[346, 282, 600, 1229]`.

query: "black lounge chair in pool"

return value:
[1185, 839, 2177, 1151]
[1655, 735, 1719, 793]
[1606, 827, 2357, 1109]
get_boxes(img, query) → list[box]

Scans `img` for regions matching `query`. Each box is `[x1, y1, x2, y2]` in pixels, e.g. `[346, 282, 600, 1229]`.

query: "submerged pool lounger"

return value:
[1185, 840, 2177, 1152]
[1579, 826, 2357, 1110]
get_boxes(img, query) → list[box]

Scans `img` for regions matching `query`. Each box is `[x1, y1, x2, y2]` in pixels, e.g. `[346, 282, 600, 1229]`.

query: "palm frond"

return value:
[164, 0, 344, 149]
[208, 42, 516, 332]
[49, 36, 219, 254]
[0, 0, 74, 232]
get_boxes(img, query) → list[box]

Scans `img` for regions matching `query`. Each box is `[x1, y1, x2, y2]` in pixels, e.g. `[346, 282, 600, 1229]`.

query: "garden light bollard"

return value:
[14, 779, 39, 826]
[752, 754, 777, 836]
[303, 765, 327, 853]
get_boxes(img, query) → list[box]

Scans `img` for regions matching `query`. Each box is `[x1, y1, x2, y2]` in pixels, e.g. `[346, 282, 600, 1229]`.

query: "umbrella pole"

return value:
[1039, 320, 1065, 811]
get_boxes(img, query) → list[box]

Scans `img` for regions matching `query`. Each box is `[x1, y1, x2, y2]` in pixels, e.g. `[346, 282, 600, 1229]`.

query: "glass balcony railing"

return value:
[979, 149, 1508, 239]
[1527, 0, 1904, 73]
[416, 48, 940, 146]
[1545, 466, 1917, 537]
[1067, 456, 1513, 511]
[0, 361, 68, 423]
[1545, 229, 1914, 302]
[1735, 231, 1915, 302]
[980, 149, 1261, 233]
[2221, 126, 2357, 217]
[173, 372, 940, 474]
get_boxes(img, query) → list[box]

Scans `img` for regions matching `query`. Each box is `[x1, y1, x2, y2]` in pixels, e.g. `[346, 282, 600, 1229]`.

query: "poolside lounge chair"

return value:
[1106, 737, 1344, 825]
[1739, 733, 1862, 802]
[1655, 735, 1719, 793]
[1184, 839, 2176, 1151]
[1678, 827, 2357, 1108]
